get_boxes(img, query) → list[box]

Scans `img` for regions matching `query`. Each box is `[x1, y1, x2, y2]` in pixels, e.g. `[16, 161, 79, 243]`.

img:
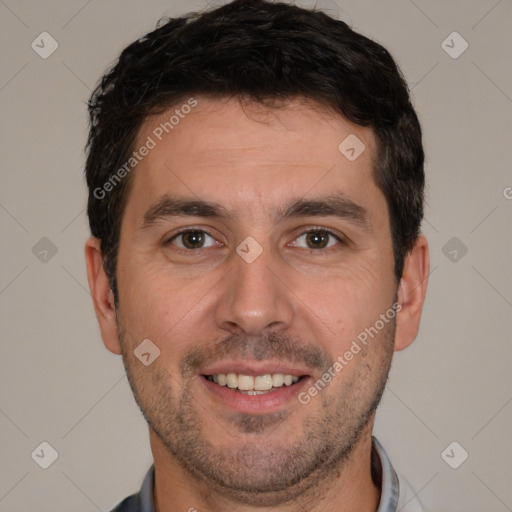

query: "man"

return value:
[84, 0, 429, 510]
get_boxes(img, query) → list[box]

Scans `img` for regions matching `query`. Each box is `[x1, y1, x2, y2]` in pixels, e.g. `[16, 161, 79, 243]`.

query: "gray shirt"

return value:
[109, 436, 423, 512]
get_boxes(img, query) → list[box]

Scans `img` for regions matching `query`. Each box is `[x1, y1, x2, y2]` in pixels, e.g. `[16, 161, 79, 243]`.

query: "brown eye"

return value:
[168, 230, 217, 250]
[305, 231, 330, 249]
[293, 229, 342, 250]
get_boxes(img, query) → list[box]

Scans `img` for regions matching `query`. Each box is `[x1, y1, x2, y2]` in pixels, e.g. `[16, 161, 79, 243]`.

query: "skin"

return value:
[85, 96, 429, 512]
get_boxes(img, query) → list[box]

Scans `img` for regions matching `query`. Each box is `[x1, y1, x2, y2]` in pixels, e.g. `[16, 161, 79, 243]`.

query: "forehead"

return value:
[126, 95, 381, 222]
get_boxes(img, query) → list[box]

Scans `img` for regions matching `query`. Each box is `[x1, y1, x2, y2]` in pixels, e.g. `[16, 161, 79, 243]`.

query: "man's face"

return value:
[113, 97, 399, 501]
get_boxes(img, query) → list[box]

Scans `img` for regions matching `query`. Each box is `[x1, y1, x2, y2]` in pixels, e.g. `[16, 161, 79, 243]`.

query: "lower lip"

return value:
[200, 376, 311, 414]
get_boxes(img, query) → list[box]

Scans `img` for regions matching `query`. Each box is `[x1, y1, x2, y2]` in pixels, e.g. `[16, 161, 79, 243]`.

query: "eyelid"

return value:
[164, 226, 222, 246]
[288, 225, 348, 248]
[164, 225, 348, 250]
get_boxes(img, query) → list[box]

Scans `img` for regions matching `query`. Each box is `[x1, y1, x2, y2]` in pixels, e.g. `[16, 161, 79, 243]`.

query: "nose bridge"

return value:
[215, 237, 294, 336]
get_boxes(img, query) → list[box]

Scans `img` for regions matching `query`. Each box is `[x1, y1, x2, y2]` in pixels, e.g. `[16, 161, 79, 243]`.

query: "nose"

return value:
[214, 242, 295, 336]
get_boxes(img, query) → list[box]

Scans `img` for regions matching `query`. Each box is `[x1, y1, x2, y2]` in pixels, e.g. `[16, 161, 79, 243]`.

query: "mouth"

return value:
[203, 372, 305, 395]
[199, 365, 312, 414]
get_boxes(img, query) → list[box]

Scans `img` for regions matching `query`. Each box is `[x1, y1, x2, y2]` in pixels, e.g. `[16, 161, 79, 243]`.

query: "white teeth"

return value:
[272, 373, 284, 387]
[254, 374, 273, 391]
[238, 375, 254, 391]
[226, 373, 237, 389]
[209, 372, 301, 391]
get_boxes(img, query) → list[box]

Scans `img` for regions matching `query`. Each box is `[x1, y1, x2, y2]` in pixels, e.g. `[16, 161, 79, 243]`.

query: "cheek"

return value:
[117, 260, 178, 340]
[118, 257, 219, 349]
[299, 260, 393, 349]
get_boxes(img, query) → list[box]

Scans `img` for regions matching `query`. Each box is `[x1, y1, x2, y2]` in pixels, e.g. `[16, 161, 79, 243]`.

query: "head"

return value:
[85, 0, 429, 506]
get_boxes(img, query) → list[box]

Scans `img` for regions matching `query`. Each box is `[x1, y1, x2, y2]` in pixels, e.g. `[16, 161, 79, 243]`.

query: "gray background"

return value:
[1, 0, 511, 510]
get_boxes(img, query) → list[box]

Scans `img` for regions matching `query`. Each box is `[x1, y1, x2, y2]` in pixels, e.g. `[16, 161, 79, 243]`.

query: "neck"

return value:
[150, 426, 381, 512]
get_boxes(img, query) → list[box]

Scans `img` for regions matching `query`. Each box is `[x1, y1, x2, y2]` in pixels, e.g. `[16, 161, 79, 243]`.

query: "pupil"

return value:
[183, 231, 204, 248]
[307, 231, 327, 249]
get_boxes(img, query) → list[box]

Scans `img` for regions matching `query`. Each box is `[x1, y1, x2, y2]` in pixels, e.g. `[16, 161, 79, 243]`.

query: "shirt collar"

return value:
[138, 463, 155, 512]
[138, 436, 399, 512]
[372, 436, 400, 512]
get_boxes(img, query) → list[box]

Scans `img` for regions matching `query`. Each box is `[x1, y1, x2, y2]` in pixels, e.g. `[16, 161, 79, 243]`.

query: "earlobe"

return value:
[84, 237, 122, 355]
[394, 234, 430, 352]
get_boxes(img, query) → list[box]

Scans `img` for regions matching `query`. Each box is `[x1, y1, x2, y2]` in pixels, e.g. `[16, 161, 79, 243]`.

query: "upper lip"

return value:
[200, 361, 313, 377]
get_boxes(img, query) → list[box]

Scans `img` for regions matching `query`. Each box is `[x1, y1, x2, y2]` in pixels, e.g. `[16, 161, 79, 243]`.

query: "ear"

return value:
[84, 237, 122, 355]
[394, 234, 430, 352]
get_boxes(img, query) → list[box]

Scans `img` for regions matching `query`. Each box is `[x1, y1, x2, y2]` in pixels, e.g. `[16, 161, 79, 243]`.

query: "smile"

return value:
[199, 362, 313, 413]
[204, 373, 302, 395]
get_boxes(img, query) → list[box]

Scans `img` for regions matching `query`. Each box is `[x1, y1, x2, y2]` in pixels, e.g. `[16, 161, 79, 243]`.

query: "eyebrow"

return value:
[141, 193, 371, 233]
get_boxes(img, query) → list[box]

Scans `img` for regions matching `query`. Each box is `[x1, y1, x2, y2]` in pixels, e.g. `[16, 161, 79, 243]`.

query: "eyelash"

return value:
[164, 226, 347, 253]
